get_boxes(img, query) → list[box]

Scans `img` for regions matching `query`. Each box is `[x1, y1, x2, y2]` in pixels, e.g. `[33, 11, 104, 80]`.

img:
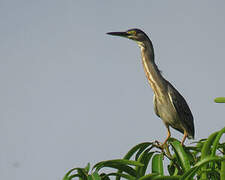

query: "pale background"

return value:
[1, 1, 225, 179]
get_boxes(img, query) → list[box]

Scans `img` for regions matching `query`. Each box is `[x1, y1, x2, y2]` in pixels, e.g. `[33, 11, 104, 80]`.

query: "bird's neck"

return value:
[140, 43, 167, 96]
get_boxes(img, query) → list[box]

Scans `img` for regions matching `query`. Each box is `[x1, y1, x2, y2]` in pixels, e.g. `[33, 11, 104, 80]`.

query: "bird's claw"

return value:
[154, 140, 168, 150]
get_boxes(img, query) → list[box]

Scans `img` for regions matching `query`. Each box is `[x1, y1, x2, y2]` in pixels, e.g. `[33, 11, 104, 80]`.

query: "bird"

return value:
[107, 29, 194, 146]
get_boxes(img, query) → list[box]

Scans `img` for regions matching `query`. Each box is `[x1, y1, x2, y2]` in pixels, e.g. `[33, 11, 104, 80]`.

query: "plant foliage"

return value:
[63, 99, 225, 180]
[214, 97, 225, 103]
[63, 127, 225, 180]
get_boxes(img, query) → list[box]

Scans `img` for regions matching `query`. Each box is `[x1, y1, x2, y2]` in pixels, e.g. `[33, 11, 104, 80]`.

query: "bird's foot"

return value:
[154, 140, 168, 150]
[154, 140, 172, 159]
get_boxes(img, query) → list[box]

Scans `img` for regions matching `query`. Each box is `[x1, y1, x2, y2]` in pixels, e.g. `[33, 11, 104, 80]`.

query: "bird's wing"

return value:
[167, 82, 195, 138]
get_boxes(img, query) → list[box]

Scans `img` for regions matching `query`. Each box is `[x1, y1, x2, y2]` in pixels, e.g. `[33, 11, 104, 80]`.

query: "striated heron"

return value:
[107, 29, 194, 146]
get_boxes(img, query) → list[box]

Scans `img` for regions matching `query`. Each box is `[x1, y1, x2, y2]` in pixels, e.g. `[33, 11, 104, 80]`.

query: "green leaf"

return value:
[181, 166, 198, 180]
[135, 143, 153, 161]
[66, 174, 82, 180]
[99, 173, 111, 180]
[208, 127, 225, 172]
[205, 169, 220, 179]
[102, 172, 136, 180]
[211, 127, 225, 157]
[63, 168, 88, 180]
[85, 163, 91, 173]
[139, 174, 181, 180]
[93, 159, 143, 171]
[167, 162, 179, 176]
[108, 164, 137, 177]
[136, 150, 155, 177]
[200, 131, 218, 179]
[93, 159, 143, 177]
[152, 154, 164, 176]
[78, 168, 88, 180]
[124, 142, 153, 160]
[214, 97, 225, 103]
[221, 154, 225, 180]
[138, 173, 159, 180]
[63, 168, 78, 180]
[88, 172, 101, 180]
[201, 131, 218, 159]
[181, 156, 225, 179]
[116, 143, 153, 180]
[99, 164, 137, 177]
[151, 176, 181, 180]
[170, 140, 191, 172]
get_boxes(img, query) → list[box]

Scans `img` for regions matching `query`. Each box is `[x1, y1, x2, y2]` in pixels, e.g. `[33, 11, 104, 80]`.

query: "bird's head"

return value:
[107, 28, 150, 48]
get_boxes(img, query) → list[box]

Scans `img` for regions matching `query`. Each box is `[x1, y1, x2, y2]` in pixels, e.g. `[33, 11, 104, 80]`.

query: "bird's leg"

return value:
[162, 126, 171, 147]
[181, 130, 188, 146]
[154, 125, 171, 150]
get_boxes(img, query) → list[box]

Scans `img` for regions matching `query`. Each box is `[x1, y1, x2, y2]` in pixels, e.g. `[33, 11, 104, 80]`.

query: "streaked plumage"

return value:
[107, 28, 194, 146]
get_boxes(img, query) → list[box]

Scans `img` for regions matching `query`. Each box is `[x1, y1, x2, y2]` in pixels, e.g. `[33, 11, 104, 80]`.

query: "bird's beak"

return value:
[106, 31, 129, 38]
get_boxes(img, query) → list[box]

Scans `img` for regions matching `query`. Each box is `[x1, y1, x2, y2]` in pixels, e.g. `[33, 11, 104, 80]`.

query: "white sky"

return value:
[1, 1, 225, 179]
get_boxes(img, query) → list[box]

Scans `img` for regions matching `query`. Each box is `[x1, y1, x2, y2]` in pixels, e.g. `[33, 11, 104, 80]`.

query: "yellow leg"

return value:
[181, 130, 188, 146]
[162, 126, 171, 146]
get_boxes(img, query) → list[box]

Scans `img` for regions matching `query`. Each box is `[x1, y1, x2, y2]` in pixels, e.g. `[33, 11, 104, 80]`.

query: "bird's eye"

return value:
[127, 30, 136, 35]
